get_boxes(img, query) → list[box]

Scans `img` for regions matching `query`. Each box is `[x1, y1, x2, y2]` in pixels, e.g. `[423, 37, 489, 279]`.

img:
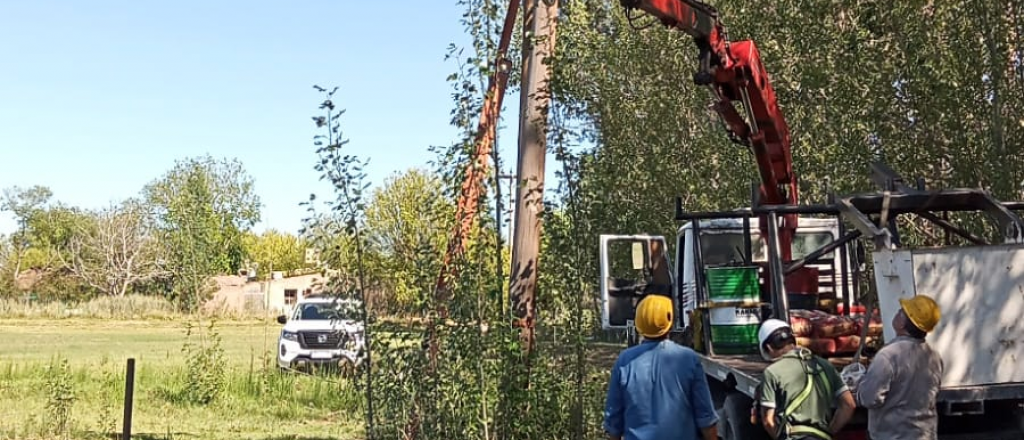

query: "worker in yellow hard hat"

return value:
[603, 294, 719, 440]
[855, 294, 944, 440]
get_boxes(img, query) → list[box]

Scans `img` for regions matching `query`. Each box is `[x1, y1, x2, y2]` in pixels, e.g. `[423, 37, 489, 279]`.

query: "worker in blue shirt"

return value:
[603, 294, 719, 440]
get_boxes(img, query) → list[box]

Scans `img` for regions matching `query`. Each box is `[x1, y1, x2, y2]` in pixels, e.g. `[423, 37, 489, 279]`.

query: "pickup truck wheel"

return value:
[722, 392, 770, 440]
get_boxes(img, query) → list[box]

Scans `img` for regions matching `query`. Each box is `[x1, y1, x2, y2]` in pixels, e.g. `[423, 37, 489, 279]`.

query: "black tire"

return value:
[722, 392, 771, 440]
[1016, 404, 1024, 434]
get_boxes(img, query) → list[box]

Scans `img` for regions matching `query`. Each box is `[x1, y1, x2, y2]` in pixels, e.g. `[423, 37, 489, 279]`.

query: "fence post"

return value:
[123, 358, 135, 440]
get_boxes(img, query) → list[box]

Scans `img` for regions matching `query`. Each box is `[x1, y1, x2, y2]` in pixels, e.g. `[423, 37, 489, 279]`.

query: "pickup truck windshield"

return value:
[294, 302, 360, 321]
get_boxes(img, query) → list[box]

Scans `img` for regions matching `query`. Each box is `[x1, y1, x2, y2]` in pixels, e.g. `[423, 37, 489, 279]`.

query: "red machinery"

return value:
[620, 0, 817, 290]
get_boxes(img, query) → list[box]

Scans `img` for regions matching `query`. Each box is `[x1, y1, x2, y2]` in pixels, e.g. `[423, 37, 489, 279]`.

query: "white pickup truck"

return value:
[276, 295, 365, 373]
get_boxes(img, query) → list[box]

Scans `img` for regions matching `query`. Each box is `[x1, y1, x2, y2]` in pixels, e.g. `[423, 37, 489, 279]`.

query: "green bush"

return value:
[181, 319, 227, 405]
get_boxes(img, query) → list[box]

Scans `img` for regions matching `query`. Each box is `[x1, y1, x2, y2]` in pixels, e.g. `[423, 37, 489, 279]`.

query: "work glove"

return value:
[840, 362, 866, 392]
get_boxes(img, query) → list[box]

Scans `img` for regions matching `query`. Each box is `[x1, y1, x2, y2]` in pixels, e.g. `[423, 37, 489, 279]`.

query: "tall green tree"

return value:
[364, 168, 453, 310]
[241, 229, 308, 276]
[144, 156, 261, 310]
[547, 0, 1024, 259]
[23, 203, 91, 270]
[1, 185, 53, 281]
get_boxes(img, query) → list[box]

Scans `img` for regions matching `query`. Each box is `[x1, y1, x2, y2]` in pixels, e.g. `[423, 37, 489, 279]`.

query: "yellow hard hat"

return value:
[899, 294, 941, 333]
[635, 295, 673, 338]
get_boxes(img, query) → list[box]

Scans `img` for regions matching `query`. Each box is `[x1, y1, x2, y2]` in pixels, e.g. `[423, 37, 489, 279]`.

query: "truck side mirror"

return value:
[276, 315, 287, 325]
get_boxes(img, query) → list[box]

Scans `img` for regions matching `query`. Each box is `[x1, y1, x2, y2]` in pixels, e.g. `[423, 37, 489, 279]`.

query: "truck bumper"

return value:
[278, 340, 363, 370]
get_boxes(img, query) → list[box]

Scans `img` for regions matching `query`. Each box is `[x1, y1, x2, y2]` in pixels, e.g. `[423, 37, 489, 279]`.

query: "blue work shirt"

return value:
[603, 339, 719, 440]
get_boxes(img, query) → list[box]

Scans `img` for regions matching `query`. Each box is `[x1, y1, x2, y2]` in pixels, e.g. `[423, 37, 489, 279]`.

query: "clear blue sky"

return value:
[0, 0, 541, 236]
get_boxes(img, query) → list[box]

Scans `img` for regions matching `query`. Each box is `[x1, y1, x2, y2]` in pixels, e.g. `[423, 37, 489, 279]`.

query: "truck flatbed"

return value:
[699, 353, 1024, 405]
[698, 353, 858, 398]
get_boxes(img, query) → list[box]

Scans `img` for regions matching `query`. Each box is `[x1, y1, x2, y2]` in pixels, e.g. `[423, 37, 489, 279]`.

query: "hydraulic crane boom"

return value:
[621, 0, 799, 262]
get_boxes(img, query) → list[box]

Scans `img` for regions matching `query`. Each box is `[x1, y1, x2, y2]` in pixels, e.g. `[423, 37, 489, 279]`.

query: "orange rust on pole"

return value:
[426, 0, 521, 372]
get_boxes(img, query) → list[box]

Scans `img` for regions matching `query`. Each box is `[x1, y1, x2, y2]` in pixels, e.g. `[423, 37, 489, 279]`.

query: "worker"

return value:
[757, 319, 856, 440]
[603, 294, 719, 440]
[855, 295, 943, 440]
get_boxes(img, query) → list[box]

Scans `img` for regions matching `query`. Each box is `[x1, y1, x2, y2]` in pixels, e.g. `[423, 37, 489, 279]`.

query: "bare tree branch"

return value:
[59, 200, 166, 296]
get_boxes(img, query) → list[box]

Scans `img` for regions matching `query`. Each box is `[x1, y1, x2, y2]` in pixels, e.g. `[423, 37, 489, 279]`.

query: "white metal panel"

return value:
[873, 248, 918, 343]
[875, 244, 1024, 387]
[911, 245, 1024, 387]
[678, 228, 694, 328]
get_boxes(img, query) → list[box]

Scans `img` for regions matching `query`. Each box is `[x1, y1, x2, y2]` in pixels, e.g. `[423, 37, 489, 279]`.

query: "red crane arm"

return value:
[622, 0, 798, 261]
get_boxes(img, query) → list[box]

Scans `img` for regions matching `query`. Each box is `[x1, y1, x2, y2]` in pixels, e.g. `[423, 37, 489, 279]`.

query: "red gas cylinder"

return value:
[837, 303, 867, 317]
[784, 266, 820, 294]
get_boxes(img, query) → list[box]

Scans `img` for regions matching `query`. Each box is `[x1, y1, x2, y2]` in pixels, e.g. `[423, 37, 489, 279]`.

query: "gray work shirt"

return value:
[855, 336, 944, 440]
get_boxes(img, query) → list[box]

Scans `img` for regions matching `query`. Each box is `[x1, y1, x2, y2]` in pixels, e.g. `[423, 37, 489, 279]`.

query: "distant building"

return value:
[205, 272, 325, 315]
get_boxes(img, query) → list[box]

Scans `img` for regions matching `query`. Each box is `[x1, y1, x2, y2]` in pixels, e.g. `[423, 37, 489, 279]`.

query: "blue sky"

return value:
[0, 1, 541, 236]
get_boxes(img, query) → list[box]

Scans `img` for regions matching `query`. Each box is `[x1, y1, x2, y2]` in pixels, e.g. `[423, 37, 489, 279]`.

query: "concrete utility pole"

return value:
[509, 0, 557, 357]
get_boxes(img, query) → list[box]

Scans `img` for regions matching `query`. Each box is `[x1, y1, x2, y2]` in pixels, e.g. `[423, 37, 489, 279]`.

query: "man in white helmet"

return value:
[756, 318, 856, 440]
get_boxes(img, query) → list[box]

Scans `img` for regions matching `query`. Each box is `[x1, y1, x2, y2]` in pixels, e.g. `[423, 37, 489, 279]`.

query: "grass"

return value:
[0, 318, 365, 440]
[0, 297, 622, 440]
[0, 296, 271, 321]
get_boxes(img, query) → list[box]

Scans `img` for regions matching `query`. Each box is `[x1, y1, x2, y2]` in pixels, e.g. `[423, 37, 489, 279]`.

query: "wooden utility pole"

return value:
[509, 0, 557, 357]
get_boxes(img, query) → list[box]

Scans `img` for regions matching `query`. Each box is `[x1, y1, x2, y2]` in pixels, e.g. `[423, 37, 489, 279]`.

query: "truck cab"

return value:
[675, 216, 855, 330]
[600, 215, 858, 347]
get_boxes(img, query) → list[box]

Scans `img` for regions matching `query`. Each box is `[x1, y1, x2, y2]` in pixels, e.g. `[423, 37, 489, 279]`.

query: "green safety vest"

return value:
[779, 356, 834, 440]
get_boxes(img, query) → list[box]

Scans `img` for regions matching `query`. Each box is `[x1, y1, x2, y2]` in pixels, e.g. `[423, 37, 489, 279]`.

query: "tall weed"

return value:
[181, 319, 226, 405]
[44, 356, 76, 439]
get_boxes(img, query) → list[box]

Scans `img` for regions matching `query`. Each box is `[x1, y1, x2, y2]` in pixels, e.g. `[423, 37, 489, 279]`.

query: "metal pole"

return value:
[691, 221, 713, 356]
[122, 358, 135, 440]
[766, 213, 790, 324]
[836, 213, 852, 315]
[508, 0, 557, 356]
[742, 216, 753, 264]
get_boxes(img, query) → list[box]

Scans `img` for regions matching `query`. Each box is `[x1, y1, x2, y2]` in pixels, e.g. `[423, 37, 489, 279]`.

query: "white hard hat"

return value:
[758, 318, 791, 361]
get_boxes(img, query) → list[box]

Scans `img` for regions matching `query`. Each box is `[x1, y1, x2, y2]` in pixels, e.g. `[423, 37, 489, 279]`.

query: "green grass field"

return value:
[0, 318, 365, 440]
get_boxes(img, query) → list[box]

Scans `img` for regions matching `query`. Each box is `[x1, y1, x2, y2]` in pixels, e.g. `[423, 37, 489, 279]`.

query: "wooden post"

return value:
[122, 358, 135, 440]
[509, 0, 558, 356]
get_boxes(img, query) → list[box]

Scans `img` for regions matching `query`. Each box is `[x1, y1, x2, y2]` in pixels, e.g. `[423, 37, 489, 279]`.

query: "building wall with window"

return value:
[206, 273, 324, 315]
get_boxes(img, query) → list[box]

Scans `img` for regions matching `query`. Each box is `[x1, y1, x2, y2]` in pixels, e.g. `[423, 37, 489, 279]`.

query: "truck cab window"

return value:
[700, 233, 751, 266]
[607, 240, 647, 288]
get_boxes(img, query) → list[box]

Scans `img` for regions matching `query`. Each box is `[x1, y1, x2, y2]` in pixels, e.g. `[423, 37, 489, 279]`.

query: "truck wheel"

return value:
[722, 392, 770, 440]
[1017, 404, 1024, 434]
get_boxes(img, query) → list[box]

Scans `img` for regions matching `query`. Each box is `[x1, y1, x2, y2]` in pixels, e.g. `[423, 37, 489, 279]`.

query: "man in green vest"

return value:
[756, 319, 856, 440]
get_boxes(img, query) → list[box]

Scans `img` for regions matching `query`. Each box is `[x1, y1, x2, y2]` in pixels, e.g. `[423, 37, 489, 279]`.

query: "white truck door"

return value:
[599, 234, 674, 330]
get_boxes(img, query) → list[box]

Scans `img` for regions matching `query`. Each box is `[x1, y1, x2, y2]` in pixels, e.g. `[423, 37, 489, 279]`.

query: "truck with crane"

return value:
[598, 0, 1024, 439]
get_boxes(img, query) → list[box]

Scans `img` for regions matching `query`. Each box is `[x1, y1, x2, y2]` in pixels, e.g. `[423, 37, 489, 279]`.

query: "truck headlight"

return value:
[281, 330, 299, 342]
